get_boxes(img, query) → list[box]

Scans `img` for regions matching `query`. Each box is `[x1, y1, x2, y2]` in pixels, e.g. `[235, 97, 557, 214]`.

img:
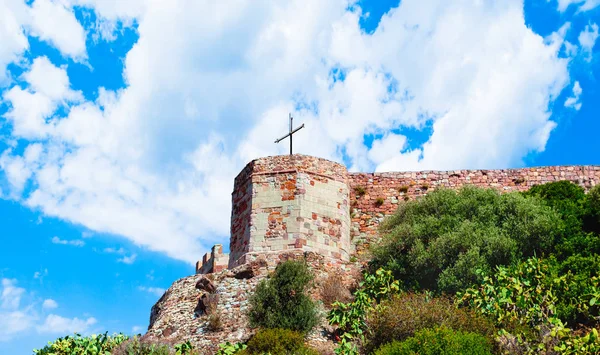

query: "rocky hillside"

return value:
[145, 251, 361, 354]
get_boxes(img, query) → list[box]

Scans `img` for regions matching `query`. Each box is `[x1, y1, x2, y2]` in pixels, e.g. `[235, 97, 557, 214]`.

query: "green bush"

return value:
[370, 187, 563, 293]
[248, 260, 318, 333]
[34, 332, 129, 354]
[524, 181, 600, 257]
[584, 185, 600, 234]
[365, 293, 495, 353]
[373, 327, 493, 355]
[240, 328, 317, 355]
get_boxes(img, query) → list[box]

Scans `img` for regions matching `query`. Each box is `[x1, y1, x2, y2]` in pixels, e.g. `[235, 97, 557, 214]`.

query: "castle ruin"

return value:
[196, 154, 600, 274]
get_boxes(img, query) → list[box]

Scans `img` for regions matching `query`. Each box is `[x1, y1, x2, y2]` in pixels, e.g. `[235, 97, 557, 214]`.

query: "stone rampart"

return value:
[349, 166, 600, 250]
[196, 244, 229, 274]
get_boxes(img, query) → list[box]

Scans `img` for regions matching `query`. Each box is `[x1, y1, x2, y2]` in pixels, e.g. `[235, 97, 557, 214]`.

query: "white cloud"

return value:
[117, 254, 137, 264]
[33, 269, 48, 280]
[132, 325, 143, 333]
[0, 0, 578, 264]
[104, 247, 126, 254]
[24, 57, 82, 102]
[565, 81, 583, 110]
[557, 0, 600, 12]
[42, 299, 58, 310]
[0, 0, 30, 85]
[579, 23, 599, 62]
[36, 314, 97, 334]
[51, 236, 85, 247]
[2, 56, 81, 139]
[1, 279, 25, 310]
[0, 278, 97, 341]
[28, 0, 87, 60]
[138, 286, 165, 297]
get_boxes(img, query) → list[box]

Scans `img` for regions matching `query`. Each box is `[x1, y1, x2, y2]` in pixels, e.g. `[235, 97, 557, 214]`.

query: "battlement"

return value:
[195, 244, 229, 274]
[195, 154, 600, 274]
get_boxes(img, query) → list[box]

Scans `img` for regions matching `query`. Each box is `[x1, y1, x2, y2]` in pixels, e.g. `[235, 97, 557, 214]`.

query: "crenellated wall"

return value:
[348, 166, 600, 250]
[196, 244, 229, 274]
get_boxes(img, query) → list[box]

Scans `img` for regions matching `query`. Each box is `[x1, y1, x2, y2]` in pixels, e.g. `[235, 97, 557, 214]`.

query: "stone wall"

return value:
[228, 155, 352, 268]
[196, 244, 229, 274]
[349, 166, 600, 250]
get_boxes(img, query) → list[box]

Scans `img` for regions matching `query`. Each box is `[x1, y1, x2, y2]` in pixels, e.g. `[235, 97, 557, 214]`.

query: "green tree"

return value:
[248, 260, 318, 333]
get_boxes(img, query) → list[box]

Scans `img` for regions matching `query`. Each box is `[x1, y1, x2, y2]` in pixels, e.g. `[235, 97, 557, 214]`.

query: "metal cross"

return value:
[274, 113, 305, 155]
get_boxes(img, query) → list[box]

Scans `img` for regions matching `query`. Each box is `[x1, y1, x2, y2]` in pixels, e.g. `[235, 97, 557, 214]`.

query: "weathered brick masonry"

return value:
[197, 154, 600, 272]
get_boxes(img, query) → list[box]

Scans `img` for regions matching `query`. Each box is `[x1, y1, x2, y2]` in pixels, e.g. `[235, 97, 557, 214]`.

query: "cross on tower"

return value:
[274, 113, 305, 155]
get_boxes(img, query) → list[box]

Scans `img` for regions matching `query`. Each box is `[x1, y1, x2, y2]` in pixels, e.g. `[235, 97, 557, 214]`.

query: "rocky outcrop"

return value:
[147, 251, 362, 354]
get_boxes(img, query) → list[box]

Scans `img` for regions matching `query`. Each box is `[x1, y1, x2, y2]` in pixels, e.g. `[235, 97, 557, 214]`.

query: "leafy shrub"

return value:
[524, 181, 600, 257]
[248, 260, 318, 333]
[375, 197, 385, 206]
[112, 336, 173, 355]
[34, 332, 129, 354]
[370, 187, 563, 293]
[328, 268, 400, 354]
[365, 293, 495, 353]
[241, 328, 318, 355]
[458, 257, 559, 330]
[584, 184, 600, 234]
[398, 186, 409, 194]
[546, 255, 600, 325]
[373, 327, 493, 355]
[216, 341, 247, 355]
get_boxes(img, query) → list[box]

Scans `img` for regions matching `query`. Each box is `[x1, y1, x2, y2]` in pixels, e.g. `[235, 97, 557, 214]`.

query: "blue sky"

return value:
[0, 0, 598, 353]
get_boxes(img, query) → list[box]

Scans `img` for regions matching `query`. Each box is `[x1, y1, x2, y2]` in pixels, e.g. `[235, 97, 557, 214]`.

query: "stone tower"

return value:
[228, 154, 352, 268]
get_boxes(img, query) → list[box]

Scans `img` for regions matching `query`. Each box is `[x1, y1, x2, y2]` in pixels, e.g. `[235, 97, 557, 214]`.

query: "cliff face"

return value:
[146, 251, 361, 354]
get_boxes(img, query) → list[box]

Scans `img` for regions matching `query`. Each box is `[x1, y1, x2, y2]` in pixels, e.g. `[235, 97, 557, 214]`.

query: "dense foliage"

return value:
[365, 292, 495, 353]
[328, 268, 401, 354]
[327, 182, 600, 354]
[373, 327, 493, 355]
[248, 260, 319, 333]
[34, 333, 129, 355]
[370, 187, 563, 293]
[34, 333, 198, 355]
[238, 328, 318, 355]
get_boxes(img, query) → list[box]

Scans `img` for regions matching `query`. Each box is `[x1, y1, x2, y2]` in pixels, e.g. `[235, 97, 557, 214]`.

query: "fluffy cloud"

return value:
[557, 0, 600, 12]
[0, 0, 586, 264]
[42, 299, 58, 310]
[28, 0, 87, 60]
[36, 314, 97, 334]
[0, 0, 88, 85]
[579, 23, 599, 61]
[565, 81, 583, 110]
[0, 0, 29, 84]
[0, 278, 94, 341]
[51, 236, 85, 247]
[117, 254, 137, 265]
[138, 286, 166, 297]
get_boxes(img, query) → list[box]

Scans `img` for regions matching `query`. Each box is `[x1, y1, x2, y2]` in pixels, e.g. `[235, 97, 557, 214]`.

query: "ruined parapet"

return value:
[229, 154, 352, 269]
[196, 244, 229, 274]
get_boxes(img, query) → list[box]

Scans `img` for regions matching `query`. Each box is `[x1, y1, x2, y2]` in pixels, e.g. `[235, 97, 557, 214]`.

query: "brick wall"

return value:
[349, 166, 600, 250]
